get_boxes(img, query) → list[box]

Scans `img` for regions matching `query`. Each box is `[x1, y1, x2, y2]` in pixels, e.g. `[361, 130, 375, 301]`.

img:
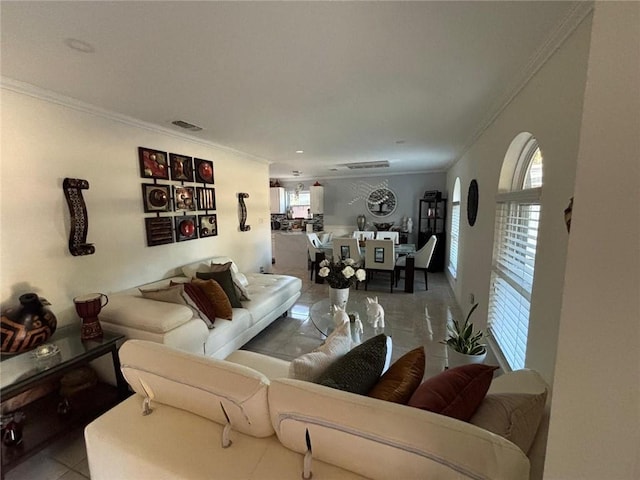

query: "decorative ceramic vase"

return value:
[73, 293, 108, 341]
[446, 346, 487, 369]
[356, 214, 366, 231]
[329, 287, 349, 312]
[0, 293, 57, 355]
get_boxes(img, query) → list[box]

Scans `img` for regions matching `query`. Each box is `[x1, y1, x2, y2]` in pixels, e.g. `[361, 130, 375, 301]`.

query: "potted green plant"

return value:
[442, 303, 487, 368]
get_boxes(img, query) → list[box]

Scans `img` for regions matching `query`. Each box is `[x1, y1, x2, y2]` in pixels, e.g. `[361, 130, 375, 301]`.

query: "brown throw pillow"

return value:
[196, 270, 242, 308]
[408, 363, 498, 421]
[170, 281, 216, 328]
[367, 346, 425, 404]
[191, 278, 233, 320]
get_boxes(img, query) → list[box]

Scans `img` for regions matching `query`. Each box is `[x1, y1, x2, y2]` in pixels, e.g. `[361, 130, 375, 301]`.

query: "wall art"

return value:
[467, 179, 479, 227]
[196, 187, 216, 210]
[198, 214, 218, 238]
[238, 193, 251, 231]
[175, 216, 198, 242]
[194, 158, 214, 184]
[141, 184, 171, 213]
[169, 153, 194, 182]
[145, 217, 174, 246]
[174, 186, 196, 211]
[139, 147, 169, 180]
[63, 177, 95, 256]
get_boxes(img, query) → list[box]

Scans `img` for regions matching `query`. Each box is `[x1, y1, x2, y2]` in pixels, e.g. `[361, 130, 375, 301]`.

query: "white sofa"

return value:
[99, 257, 302, 359]
[85, 340, 549, 480]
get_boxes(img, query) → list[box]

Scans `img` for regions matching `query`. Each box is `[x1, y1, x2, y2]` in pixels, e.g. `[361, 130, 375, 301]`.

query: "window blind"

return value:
[488, 201, 540, 370]
[448, 203, 460, 277]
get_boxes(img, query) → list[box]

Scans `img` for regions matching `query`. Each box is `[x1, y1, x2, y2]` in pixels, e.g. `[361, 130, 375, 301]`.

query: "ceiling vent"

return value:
[171, 120, 203, 132]
[340, 161, 390, 170]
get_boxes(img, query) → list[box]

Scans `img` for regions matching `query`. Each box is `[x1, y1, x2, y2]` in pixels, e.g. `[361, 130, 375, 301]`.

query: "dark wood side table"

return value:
[0, 327, 128, 477]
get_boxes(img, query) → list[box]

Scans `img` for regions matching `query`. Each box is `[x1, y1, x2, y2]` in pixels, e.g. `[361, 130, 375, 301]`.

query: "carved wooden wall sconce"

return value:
[238, 193, 251, 232]
[63, 178, 95, 256]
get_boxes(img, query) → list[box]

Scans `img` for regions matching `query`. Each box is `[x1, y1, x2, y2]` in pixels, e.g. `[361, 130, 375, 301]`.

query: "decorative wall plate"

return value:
[467, 179, 479, 226]
[138, 147, 169, 179]
[142, 184, 171, 212]
[174, 186, 196, 211]
[169, 153, 194, 182]
[145, 217, 174, 246]
[194, 158, 214, 184]
[175, 216, 198, 242]
[366, 187, 397, 218]
[197, 187, 216, 210]
[198, 214, 218, 237]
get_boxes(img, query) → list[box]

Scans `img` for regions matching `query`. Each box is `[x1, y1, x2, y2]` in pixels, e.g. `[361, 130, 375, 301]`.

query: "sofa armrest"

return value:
[269, 378, 529, 480]
[101, 294, 194, 334]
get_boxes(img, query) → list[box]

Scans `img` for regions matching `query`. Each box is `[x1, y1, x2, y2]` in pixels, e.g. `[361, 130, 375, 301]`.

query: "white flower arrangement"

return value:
[318, 258, 366, 289]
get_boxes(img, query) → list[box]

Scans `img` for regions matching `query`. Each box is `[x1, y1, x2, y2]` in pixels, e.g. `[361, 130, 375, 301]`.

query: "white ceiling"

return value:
[1, 1, 582, 181]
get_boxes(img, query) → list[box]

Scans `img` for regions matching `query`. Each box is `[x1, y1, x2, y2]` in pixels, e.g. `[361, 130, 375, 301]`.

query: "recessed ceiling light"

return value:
[295, 150, 304, 154]
[64, 38, 95, 54]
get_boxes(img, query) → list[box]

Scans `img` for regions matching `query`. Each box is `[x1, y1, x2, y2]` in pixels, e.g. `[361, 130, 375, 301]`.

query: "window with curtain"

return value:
[448, 178, 461, 278]
[287, 190, 310, 218]
[488, 136, 543, 371]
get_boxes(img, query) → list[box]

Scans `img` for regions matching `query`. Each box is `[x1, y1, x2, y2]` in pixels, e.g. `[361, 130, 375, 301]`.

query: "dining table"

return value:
[314, 242, 417, 293]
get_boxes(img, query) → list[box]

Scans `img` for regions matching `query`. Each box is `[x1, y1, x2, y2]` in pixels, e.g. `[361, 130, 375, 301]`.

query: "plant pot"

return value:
[447, 345, 487, 369]
[329, 287, 349, 311]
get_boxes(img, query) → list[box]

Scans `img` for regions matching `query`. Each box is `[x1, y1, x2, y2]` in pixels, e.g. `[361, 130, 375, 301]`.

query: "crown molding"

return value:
[456, 1, 595, 165]
[0, 77, 271, 165]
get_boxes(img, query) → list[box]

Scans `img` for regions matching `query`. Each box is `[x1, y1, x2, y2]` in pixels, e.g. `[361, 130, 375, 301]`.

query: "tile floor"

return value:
[4, 264, 461, 480]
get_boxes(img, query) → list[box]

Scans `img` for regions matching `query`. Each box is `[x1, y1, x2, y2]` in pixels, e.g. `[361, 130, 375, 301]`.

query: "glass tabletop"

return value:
[0, 326, 124, 395]
[310, 297, 390, 345]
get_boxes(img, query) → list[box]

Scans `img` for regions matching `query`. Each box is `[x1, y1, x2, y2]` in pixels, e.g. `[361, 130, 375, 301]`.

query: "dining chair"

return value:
[352, 231, 375, 241]
[332, 238, 362, 265]
[376, 231, 399, 244]
[320, 232, 333, 244]
[395, 235, 437, 290]
[364, 239, 396, 293]
[306, 233, 323, 280]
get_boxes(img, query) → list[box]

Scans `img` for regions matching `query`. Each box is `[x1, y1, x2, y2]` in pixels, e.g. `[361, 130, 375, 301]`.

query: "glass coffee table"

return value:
[310, 297, 390, 345]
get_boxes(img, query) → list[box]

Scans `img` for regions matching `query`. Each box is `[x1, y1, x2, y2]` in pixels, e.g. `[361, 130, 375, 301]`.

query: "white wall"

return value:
[445, 12, 593, 384]
[544, 2, 640, 479]
[0, 86, 272, 327]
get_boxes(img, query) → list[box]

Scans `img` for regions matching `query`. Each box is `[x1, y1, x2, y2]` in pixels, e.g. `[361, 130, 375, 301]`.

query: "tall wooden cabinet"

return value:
[418, 196, 447, 272]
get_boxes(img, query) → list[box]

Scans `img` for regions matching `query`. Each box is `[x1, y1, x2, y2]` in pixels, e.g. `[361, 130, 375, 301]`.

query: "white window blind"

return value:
[448, 203, 460, 277]
[488, 200, 540, 370]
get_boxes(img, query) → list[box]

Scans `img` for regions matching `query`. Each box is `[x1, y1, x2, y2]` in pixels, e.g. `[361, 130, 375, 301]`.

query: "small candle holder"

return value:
[33, 344, 61, 369]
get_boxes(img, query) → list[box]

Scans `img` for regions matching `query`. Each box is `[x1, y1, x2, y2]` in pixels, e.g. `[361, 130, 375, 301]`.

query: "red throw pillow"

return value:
[170, 280, 216, 327]
[407, 364, 498, 421]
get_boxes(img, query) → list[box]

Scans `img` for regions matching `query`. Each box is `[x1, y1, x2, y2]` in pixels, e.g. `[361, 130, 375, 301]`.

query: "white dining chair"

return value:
[376, 231, 399, 244]
[395, 235, 437, 290]
[364, 240, 396, 293]
[320, 232, 333, 244]
[306, 233, 323, 280]
[352, 231, 375, 241]
[332, 238, 362, 265]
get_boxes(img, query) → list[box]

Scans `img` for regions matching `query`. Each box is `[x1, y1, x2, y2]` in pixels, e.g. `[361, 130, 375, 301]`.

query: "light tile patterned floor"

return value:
[5, 265, 460, 480]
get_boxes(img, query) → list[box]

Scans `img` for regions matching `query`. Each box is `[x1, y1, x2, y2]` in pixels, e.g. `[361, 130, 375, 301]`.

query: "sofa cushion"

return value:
[269, 378, 530, 480]
[289, 322, 352, 381]
[408, 363, 498, 421]
[367, 346, 425, 404]
[470, 391, 547, 454]
[196, 270, 242, 308]
[100, 295, 194, 334]
[119, 340, 274, 438]
[168, 281, 216, 328]
[191, 278, 233, 320]
[315, 334, 392, 395]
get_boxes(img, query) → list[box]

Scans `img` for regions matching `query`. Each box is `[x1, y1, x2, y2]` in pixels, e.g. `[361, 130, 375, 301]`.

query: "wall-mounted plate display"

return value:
[169, 153, 194, 182]
[366, 187, 397, 218]
[145, 217, 174, 246]
[138, 147, 169, 179]
[175, 216, 197, 242]
[142, 184, 171, 213]
[194, 158, 214, 184]
[197, 187, 216, 210]
[198, 214, 218, 238]
[174, 186, 196, 211]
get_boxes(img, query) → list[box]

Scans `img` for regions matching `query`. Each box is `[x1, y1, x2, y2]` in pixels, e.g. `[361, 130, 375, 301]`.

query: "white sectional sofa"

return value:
[85, 340, 549, 480]
[99, 257, 302, 359]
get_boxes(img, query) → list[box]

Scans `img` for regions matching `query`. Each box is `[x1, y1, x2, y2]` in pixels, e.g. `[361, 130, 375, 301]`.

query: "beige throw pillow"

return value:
[289, 323, 352, 382]
[139, 284, 188, 306]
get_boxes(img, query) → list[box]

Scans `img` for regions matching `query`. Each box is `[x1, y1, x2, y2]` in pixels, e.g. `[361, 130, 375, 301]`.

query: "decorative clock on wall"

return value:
[467, 179, 479, 226]
[366, 187, 397, 218]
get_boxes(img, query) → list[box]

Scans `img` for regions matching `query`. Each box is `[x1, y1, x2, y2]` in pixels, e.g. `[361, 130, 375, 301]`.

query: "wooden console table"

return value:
[0, 327, 128, 477]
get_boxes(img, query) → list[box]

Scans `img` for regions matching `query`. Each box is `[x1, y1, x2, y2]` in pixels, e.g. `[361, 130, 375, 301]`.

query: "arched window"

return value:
[448, 178, 461, 278]
[489, 133, 543, 370]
